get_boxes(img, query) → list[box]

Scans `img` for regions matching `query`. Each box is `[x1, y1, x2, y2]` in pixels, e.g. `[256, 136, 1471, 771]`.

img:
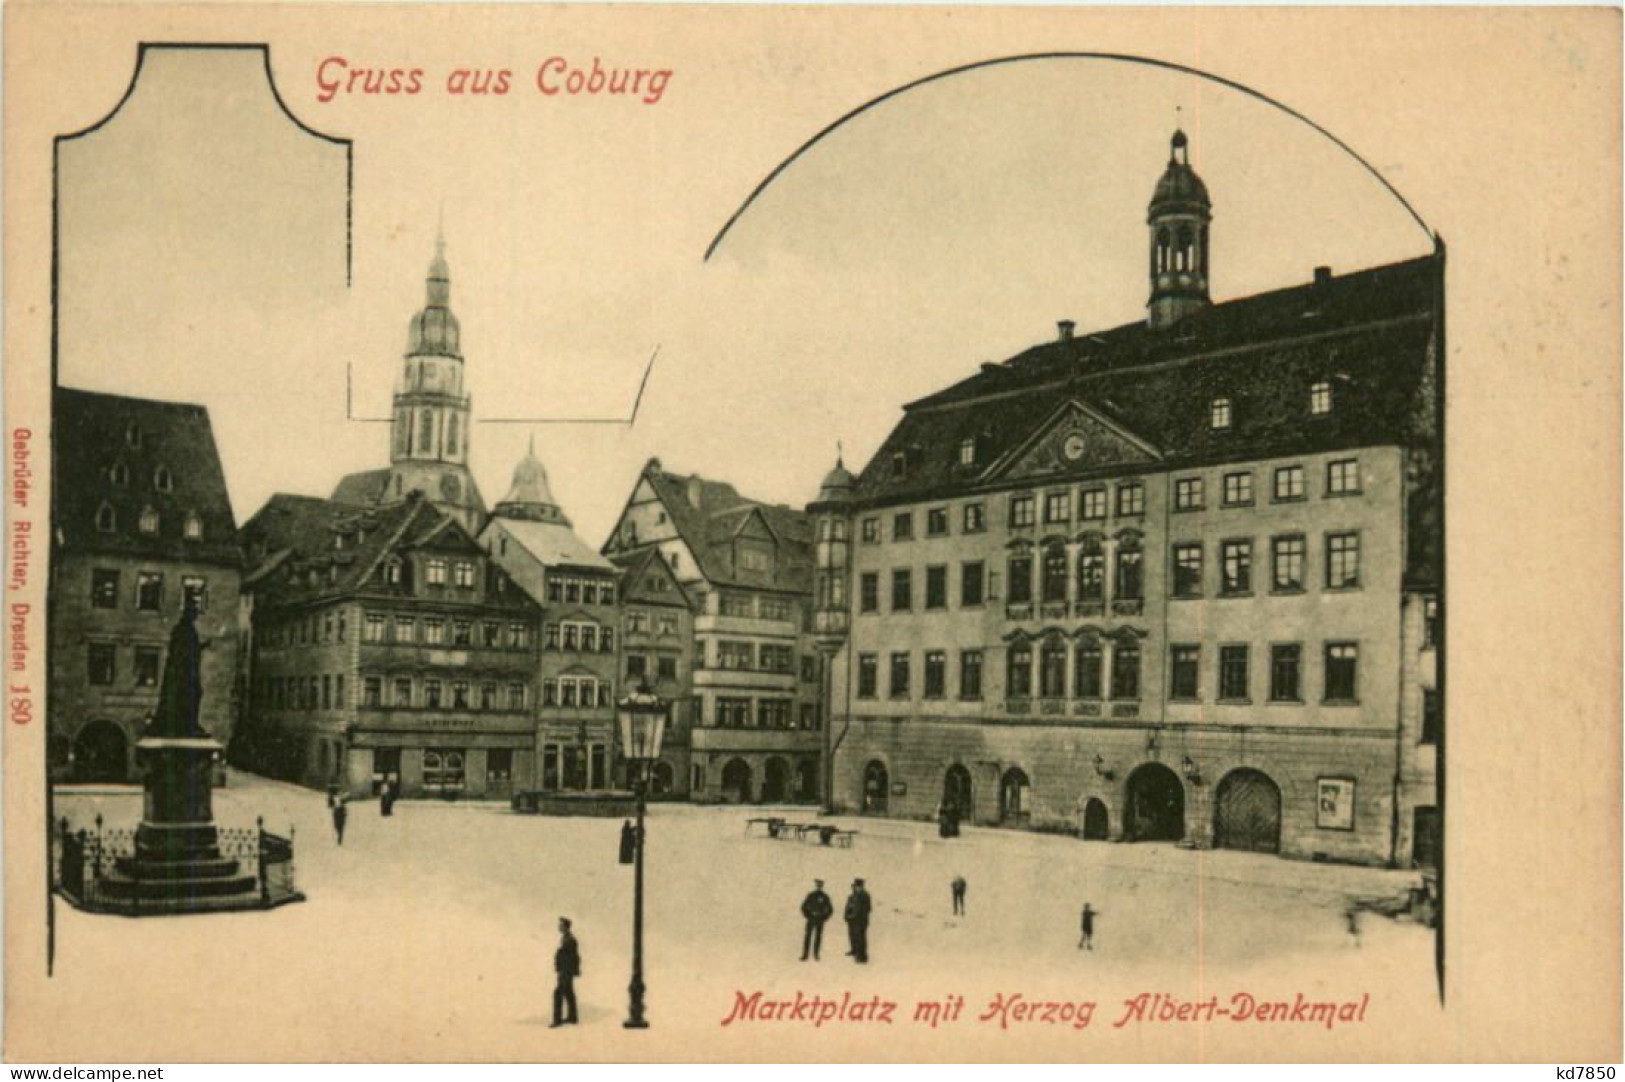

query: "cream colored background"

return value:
[4, 4, 1620, 1063]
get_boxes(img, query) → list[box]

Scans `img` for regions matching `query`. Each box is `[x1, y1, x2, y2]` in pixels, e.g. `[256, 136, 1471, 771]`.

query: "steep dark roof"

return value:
[331, 468, 391, 505]
[611, 547, 693, 610]
[638, 466, 812, 593]
[240, 491, 532, 610]
[54, 387, 241, 568]
[857, 253, 1442, 507]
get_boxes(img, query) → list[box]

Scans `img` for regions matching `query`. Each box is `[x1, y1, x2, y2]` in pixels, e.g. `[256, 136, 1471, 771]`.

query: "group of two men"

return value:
[799, 878, 872, 963]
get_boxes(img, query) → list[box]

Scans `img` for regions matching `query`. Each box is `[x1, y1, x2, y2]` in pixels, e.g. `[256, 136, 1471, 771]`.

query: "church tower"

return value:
[384, 233, 485, 530]
[1147, 129, 1212, 330]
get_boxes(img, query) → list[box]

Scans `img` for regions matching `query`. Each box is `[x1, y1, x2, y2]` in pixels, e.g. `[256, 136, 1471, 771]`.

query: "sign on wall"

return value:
[1316, 776, 1356, 831]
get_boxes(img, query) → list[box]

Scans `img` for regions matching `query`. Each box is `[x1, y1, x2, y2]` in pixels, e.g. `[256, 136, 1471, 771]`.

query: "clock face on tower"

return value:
[439, 473, 462, 500]
[1063, 432, 1087, 462]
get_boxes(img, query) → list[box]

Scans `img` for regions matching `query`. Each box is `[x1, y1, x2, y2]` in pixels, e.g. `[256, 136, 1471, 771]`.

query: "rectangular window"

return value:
[1009, 494, 1036, 528]
[1324, 642, 1359, 702]
[959, 650, 983, 700]
[426, 558, 448, 585]
[1272, 535, 1306, 592]
[453, 619, 473, 646]
[759, 644, 794, 673]
[1041, 546, 1068, 603]
[454, 561, 476, 588]
[925, 565, 948, 610]
[891, 569, 913, 612]
[1074, 642, 1103, 698]
[480, 684, 499, 711]
[1110, 643, 1141, 699]
[1115, 547, 1143, 601]
[1078, 547, 1105, 601]
[563, 624, 579, 651]
[759, 597, 793, 622]
[394, 616, 416, 644]
[394, 677, 414, 707]
[1423, 597, 1440, 649]
[1310, 381, 1333, 416]
[425, 680, 443, 708]
[1221, 539, 1253, 595]
[959, 437, 977, 466]
[508, 683, 527, 710]
[627, 654, 648, 678]
[542, 680, 558, 707]
[889, 652, 911, 699]
[582, 626, 599, 653]
[136, 572, 164, 612]
[452, 681, 470, 709]
[1222, 471, 1254, 507]
[658, 656, 678, 681]
[1219, 645, 1250, 701]
[758, 700, 792, 729]
[1116, 482, 1145, 517]
[132, 646, 160, 688]
[1007, 554, 1033, 604]
[1006, 645, 1032, 698]
[715, 698, 751, 728]
[1040, 641, 1067, 698]
[364, 615, 385, 643]
[1044, 491, 1071, 524]
[322, 675, 332, 709]
[507, 623, 528, 649]
[363, 676, 382, 707]
[1270, 644, 1303, 702]
[1080, 488, 1108, 520]
[560, 680, 578, 708]
[961, 561, 985, 607]
[718, 641, 754, 670]
[1327, 458, 1361, 495]
[861, 518, 879, 544]
[1174, 477, 1204, 511]
[924, 651, 947, 699]
[1170, 645, 1200, 700]
[1172, 543, 1203, 598]
[860, 573, 879, 613]
[482, 622, 501, 648]
[962, 503, 986, 534]
[857, 654, 878, 699]
[893, 513, 914, 542]
[1326, 532, 1361, 589]
[487, 748, 514, 783]
[926, 508, 949, 537]
[91, 569, 119, 609]
[720, 592, 754, 618]
[1273, 465, 1305, 502]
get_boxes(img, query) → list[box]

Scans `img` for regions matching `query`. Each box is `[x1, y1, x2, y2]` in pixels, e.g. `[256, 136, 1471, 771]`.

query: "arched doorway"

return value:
[862, 760, 889, 814]
[999, 767, 1032, 822]
[1213, 769, 1282, 854]
[763, 757, 791, 802]
[73, 721, 128, 782]
[651, 760, 676, 796]
[1125, 763, 1185, 842]
[794, 758, 819, 803]
[1081, 797, 1110, 840]
[721, 758, 752, 804]
[943, 764, 974, 821]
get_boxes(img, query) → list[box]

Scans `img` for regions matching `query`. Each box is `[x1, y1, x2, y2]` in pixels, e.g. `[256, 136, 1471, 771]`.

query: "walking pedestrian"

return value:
[843, 878, 872, 963]
[379, 777, 394, 817]
[951, 875, 967, 916]
[551, 917, 581, 1027]
[1078, 902, 1097, 950]
[332, 794, 348, 845]
[800, 878, 834, 961]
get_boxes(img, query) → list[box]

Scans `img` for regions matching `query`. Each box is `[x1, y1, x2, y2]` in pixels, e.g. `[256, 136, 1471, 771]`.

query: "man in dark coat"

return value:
[1078, 902, 1098, 951]
[843, 879, 872, 963]
[951, 875, 967, 916]
[552, 917, 581, 1026]
[331, 795, 348, 845]
[799, 879, 834, 961]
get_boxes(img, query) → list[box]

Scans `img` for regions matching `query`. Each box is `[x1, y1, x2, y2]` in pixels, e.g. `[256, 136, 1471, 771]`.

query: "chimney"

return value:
[1057, 320, 1076, 342]
[1314, 266, 1333, 287]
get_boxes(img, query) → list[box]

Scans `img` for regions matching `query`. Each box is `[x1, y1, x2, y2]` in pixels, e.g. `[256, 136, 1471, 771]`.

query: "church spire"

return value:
[409, 230, 460, 356]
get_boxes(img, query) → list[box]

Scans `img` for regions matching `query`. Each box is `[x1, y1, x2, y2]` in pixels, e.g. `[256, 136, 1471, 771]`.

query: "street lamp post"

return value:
[617, 682, 667, 1031]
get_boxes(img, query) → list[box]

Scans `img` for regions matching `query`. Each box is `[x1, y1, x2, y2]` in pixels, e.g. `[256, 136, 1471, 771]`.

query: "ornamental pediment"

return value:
[991, 399, 1160, 482]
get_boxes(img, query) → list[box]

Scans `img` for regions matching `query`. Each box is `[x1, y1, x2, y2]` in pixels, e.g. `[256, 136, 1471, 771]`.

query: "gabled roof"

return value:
[489, 515, 616, 574]
[611, 547, 693, 610]
[635, 464, 812, 593]
[856, 253, 1442, 506]
[54, 387, 242, 568]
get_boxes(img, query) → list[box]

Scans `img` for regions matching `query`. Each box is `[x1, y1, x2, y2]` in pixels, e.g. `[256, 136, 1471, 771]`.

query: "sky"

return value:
[55, 42, 1434, 550]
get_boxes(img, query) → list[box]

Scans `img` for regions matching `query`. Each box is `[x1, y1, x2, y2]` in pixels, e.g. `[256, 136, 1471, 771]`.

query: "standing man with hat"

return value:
[800, 879, 834, 961]
[843, 878, 872, 964]
[551, 917, 581, 1026]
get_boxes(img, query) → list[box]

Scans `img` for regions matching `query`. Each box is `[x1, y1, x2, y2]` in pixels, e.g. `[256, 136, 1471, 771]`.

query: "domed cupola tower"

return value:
[386, 231, 485, 531]
[1147, 129, 1212, 330]
[492, 437, 571, 526]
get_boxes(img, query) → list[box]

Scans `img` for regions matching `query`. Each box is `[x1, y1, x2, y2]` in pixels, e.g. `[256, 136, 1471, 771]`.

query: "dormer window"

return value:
[958, 437, 977, 466]
[183, 513, 203, 541]
[95, 502, 116, 533]
[1310, 381, 1333, 415]
[109, 462, 130, 487]
[154, 465, 174, 492]
[1210, 398, 1232, 430]
[138, 507, 160, 535]
[125, 422, 142, 449]
[892, 451, 908, 478]
[385, 558, 403, 585]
